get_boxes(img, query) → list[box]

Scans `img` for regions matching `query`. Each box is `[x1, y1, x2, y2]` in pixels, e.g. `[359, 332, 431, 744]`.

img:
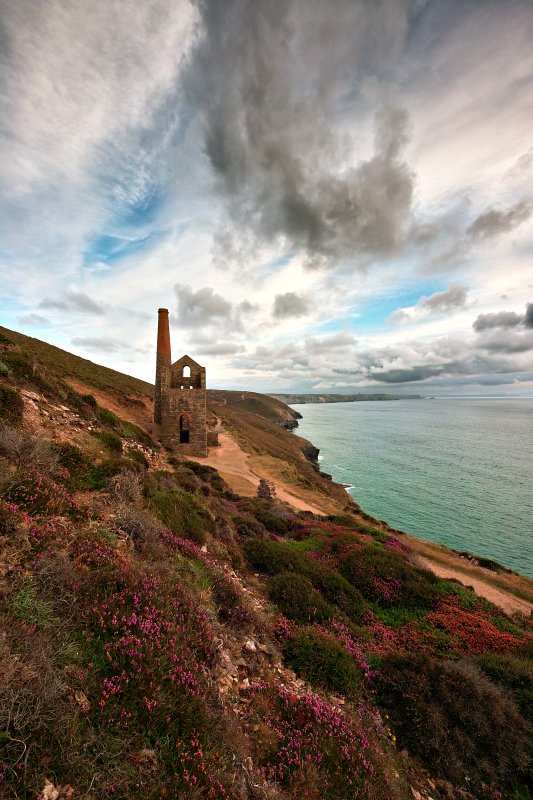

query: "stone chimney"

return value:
[154, 308, 171, 424]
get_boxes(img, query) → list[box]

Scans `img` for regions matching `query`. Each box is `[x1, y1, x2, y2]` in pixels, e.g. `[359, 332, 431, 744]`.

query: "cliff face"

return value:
[0, 326, 532, 800]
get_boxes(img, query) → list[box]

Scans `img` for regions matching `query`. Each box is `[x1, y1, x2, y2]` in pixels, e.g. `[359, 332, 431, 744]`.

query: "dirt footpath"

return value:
[190, 433, 327, 515]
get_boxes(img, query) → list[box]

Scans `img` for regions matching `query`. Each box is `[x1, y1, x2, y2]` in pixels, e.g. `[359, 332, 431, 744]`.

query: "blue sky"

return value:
[1, 0, 532, 394]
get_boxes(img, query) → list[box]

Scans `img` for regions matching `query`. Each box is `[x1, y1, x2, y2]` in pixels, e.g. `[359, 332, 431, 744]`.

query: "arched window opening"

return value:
[179, 414, 190, 444]
[182, 365, 191, 378]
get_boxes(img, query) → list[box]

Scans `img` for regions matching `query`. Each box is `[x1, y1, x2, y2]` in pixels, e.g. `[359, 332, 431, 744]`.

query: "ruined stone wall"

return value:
[159, 385, 208, 456]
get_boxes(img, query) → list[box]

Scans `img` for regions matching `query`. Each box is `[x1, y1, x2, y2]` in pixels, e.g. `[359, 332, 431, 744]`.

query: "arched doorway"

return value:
[179, 414, 190, 444]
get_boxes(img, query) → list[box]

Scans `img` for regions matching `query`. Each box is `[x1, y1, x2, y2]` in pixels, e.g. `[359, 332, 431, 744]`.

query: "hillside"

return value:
[0, 327, 532, 800]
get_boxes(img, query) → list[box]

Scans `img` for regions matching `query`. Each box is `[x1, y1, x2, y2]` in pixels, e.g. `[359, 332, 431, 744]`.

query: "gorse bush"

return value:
[0, 385, 24, 426]
[283, 626, 363, 696]
[375, 654, 532, 793]
[268, 572, 334, 623]
[81, 392, 97, 407]
[253, 507, 289, 535]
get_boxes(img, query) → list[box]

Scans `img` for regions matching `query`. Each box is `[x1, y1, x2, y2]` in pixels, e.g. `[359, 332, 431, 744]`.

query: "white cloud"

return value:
[1, 0, 533, 394]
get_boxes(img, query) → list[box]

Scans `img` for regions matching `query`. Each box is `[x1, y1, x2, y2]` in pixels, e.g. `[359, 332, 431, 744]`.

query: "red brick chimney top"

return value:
[157, 308, 171, 356]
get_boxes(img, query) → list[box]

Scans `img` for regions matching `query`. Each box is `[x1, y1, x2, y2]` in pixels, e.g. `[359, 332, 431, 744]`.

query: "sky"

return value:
[1, 0, 533, 395]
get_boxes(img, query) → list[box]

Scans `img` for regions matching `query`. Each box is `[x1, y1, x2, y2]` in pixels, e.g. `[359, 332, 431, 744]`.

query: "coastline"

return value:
[190, 419, 533, 616]
[289, 398, 533, 581]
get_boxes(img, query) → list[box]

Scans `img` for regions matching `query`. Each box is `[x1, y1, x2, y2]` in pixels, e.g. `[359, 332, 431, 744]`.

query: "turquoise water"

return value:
[291, 399, 533, 578]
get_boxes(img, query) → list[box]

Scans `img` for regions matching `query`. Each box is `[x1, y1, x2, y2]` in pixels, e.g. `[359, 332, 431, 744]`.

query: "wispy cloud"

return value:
[389, 285, 468, 325]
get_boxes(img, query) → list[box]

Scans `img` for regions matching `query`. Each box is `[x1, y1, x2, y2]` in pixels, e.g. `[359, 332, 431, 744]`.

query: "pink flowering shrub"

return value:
[2, 470, 89, 520]
[85, 567, 215, 728]
[245, 682, 399, 799]
[341, 544, 439, 609]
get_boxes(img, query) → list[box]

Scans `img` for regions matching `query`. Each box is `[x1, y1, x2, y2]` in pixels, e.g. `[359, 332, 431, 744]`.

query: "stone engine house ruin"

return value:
[154, 308, 208, 457]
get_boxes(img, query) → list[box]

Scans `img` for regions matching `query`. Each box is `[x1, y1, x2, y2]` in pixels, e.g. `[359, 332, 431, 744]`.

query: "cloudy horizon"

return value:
[1, 0, 533, 395]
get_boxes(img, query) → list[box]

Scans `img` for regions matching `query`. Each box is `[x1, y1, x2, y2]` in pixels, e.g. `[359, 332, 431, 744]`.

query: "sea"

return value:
[290, 398, 533, 578]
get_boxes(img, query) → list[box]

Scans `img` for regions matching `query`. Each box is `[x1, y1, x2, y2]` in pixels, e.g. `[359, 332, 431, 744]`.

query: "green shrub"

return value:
[0, 361, 8, 376]
[244, 537, 309, 575]
[63, 385, 86, 413]
[95, 430, 123, 455]
[284, 626, 363, 695]
[0, 332, 12, 344]
[173, 466, 200, 493]
[1, 352, 33, 379]
[81, 393, 98, 408]
[53, 442, 89, 486]
[244, 538, 366, 621]
[375, 654, 531, 791]
[313, 570, 366, 620]
[184, 461, 216, 478]
[10, 583, 56, 627]
[341, 544, 439, 608]
[127, 448, 149, 469]
[474, 651, 533, 725]
[87, 457, 140, 490]
[0, 385, 24, 426]
[98, 407, 120, 428]
[326, 514, 362, 529]
[253, 508, 289, 535]
[268, 572, 334, 623]
[120, 420, 154, 448]
[150, 488, 214, 545]
[233, 514, 267, 538]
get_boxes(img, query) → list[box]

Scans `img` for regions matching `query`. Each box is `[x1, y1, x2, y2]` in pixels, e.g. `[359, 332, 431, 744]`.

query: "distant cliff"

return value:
[269, 392, 423, 404]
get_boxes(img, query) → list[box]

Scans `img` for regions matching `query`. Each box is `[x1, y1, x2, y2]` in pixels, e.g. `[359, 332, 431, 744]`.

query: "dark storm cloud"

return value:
[273, 292, 310, 319]
[525, 303, 533, 328]
[467, 199, 532, 240]
[40, 291, 105, 315]
[369, 365, 444, 383]
[476, 330, 533, 354]
[174, 283, 233, 328]
[473, 311, 523, 331]
[185, 0, 417, 268]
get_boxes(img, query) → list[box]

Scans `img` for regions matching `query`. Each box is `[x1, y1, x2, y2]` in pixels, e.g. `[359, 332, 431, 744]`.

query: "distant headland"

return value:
[269, 392, 424, 404]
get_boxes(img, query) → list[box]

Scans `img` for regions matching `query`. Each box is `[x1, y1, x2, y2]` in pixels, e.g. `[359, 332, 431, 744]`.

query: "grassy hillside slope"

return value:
[0, 325, 346, 508]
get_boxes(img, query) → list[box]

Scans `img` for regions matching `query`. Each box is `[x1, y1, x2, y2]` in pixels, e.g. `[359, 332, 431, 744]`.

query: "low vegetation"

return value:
[0, 329, 531, 800]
